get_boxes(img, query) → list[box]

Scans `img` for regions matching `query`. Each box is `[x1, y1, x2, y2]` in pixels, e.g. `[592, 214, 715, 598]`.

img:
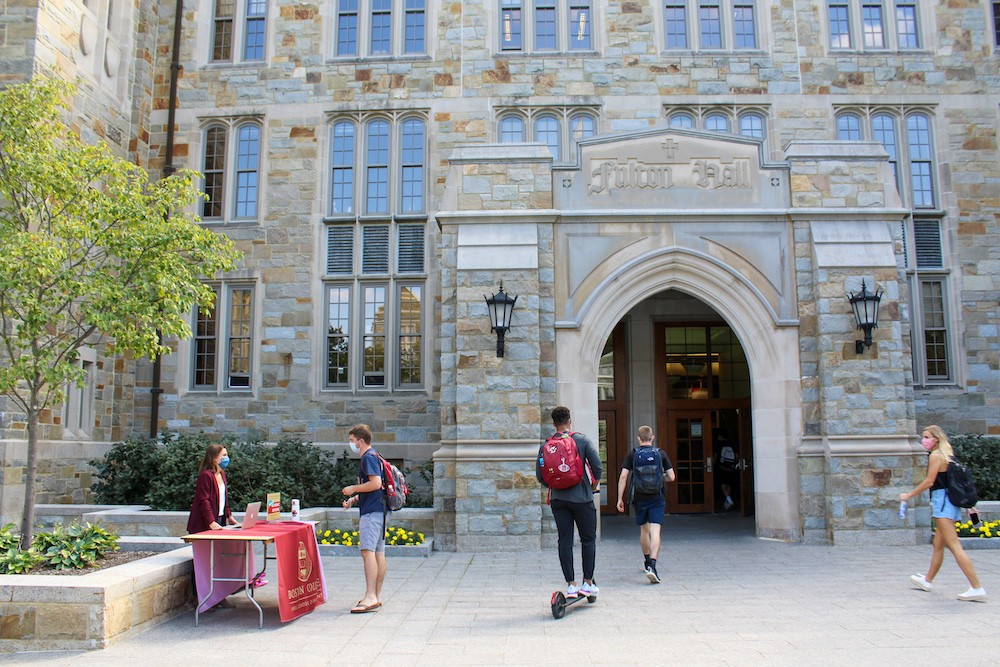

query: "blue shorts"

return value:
[634, 499, 665, 526]
[930, 488, 961, 521]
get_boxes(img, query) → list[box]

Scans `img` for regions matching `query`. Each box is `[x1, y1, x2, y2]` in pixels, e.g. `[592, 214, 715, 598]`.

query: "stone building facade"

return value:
[2, 0, 999, 548]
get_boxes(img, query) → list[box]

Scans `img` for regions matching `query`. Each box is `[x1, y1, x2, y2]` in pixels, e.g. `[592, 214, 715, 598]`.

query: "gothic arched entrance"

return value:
[555, 249, 802, 541]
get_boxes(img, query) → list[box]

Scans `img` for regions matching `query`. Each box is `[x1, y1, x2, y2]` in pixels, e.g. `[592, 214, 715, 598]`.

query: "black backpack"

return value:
[946, 461, 978, 509]
[631, 447, 664, 495]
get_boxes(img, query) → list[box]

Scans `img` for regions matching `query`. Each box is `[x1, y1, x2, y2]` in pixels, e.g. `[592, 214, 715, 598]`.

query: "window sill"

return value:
[321, 387, 426, 395]
[327, 54, 431, 64]
[659, 49, 768, 57]
[494, 50, 600, 59]
[827, 48, 933, 57]
[186, 389, 255, 395]
[913, 383, 961, 391]
[198, 219, 261, 229]
[201, 60, 268, 71]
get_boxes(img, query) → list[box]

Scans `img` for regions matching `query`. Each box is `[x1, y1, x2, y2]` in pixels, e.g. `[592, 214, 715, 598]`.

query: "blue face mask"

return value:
[219, 455, 230, 469]
[349, 441, 360, 455]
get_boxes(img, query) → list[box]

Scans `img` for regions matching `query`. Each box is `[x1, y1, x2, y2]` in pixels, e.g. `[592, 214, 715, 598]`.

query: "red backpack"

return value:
[539, 431, 585, 489]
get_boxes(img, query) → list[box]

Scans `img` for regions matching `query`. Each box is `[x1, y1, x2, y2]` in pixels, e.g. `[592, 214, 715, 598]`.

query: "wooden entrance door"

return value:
[737, 407, 755, 516]
[597, 322, 628, 514]
[665, 410, 714, 513]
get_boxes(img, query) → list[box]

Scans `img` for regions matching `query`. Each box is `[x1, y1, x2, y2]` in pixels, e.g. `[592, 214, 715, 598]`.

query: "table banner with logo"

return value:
[243, 522, 328, 621]
[189, 521, 327, 622]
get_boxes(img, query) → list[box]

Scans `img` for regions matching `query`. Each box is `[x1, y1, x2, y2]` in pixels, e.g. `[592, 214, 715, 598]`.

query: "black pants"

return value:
[550, 499, 597, 583]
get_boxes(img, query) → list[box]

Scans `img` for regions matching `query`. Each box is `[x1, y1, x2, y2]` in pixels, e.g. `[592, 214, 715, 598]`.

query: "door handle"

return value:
[705, 457, 712, 473]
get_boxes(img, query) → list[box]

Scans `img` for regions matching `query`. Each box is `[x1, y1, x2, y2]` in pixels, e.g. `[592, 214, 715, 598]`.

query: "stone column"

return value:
[787, 141, 922, 545]
[433, 144, 557, 551]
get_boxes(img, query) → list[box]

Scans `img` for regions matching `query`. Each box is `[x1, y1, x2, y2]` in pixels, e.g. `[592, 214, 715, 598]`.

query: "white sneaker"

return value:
[580, 581, 599, 597]
[957, 587, 987, 602]
[909, 574, 933, 592]
[565, 583, 579, 599]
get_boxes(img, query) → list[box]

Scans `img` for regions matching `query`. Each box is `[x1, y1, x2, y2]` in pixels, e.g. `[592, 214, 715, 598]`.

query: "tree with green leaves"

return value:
[0, 76, 242, 546]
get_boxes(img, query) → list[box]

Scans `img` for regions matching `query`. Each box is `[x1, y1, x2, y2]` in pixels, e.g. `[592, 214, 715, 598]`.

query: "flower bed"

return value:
[317, 526, 425, 547]
[956, 519, 998, 538]
[316, 526, 432, 557]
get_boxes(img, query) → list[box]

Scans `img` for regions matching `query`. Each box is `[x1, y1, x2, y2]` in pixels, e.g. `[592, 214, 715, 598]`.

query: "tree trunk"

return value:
[19, 403, 39, 548]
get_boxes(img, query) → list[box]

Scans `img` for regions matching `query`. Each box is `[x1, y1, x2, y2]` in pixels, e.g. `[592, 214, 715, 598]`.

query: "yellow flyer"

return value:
[266, 492, 281, 522]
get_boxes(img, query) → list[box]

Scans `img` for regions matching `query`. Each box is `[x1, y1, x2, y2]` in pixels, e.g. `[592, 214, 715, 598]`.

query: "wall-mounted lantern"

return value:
[848, 279, 883, 354]
[484, 281, 517, 358]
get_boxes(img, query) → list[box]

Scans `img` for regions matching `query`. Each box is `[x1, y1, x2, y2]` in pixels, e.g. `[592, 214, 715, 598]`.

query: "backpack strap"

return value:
[375, 451, 392, 531]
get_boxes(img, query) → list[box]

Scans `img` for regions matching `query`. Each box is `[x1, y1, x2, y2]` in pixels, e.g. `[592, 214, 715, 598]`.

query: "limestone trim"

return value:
[559, 245, 797, 330]
[798, 434, 917, 457]
[436, 210, 560, 225]
[447, 143, 554, 164]
[434, 439, 539, 462]
[784, 141, 890, 161]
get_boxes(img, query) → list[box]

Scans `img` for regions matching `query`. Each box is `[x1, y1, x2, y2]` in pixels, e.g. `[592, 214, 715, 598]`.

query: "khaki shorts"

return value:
[359, 512, 390, 552]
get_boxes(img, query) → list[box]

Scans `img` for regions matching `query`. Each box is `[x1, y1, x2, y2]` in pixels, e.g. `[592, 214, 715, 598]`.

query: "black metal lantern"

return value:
[484, 281, 518, 357]
[848, 279, 883, 354]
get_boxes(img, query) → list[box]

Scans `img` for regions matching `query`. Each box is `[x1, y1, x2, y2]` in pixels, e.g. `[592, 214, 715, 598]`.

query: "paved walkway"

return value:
[9, 514, 1000, 666]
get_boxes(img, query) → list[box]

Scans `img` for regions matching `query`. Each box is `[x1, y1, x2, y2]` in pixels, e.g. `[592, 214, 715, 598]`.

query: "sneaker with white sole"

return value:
[580, 581, 599, 597]
[565, 584, 580, 599]
[646, 566, 661, 584]
[909, 574, 933, 592]
[957, 587, 987, 602]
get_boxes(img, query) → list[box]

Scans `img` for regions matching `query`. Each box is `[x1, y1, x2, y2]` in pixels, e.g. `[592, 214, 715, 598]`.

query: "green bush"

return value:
[89, 437, 160, 505]
[32, 522, 120, 571]
[0, 522, 19, 552]
[91, 432, 434, 511]
[0, 547, 43, 574]
[144, 432, 238, 511]
[951, 434, 1000, 501]
[0, 522, 119, 574]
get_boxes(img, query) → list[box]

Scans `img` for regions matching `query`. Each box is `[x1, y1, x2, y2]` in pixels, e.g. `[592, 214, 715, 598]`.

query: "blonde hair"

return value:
[637, 425, 654, 443]
[923, 424, 954, 463]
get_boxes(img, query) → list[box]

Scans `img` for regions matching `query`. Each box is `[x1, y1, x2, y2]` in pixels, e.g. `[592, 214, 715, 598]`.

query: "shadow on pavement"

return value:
[601, 511, 757, 543]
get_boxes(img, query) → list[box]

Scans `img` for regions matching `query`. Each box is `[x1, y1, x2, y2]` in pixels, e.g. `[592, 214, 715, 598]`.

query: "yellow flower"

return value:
[334, 529, 341, 534]
[324, 530, 331, 537]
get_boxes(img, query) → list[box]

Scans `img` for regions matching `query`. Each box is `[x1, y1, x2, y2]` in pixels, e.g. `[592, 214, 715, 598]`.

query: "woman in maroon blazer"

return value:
[186, 444, 237, 533]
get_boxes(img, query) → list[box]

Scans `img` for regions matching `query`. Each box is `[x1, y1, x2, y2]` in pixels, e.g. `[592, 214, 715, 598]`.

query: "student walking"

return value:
[900, 425, 986, 602]
[341, 424, 389, 613]
[536, 406, 603, 599]
[616, 425, 675, 584]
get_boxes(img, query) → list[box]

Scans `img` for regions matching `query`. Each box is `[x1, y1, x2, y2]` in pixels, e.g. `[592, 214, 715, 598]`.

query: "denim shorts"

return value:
[359, 512, 389, 552]
[930, 488, 961, 521]
[634, 498, 665, 526]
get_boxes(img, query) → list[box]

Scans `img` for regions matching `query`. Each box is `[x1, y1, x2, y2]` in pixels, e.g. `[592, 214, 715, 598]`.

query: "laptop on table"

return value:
[224, 501, 262, 530]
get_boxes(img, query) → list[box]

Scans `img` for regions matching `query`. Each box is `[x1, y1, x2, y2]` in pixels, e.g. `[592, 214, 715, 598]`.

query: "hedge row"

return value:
[952, 434, 1000, 501]
[90, 432, 432, 511]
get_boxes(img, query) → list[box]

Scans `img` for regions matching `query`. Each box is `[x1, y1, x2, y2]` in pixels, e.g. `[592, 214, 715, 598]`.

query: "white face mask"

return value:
[349, 441, 360, 455]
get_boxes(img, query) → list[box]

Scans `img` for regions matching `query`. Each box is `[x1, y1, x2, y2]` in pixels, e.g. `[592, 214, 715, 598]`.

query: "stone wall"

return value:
[0, 550, 192, 652]
[0, 441, 112, 527]
[799, 438, 931, 545]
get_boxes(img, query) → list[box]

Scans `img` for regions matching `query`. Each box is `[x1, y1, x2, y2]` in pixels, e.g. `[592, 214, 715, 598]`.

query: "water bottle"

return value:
[291, 498, 300, 521]
[898, 500, 907, 519]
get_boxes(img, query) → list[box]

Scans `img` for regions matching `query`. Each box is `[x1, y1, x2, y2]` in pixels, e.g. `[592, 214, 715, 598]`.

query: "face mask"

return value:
[219, 455, 230, 469]
[349, 441, 360, 455]
[921, 438, 935, 451]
